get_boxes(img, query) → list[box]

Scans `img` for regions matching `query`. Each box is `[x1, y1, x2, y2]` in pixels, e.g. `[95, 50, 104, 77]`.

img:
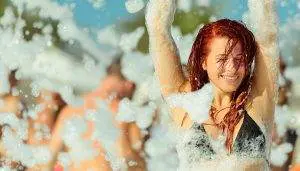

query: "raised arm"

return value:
[145, 0, 186, 97]
[247, 0, 279, 121]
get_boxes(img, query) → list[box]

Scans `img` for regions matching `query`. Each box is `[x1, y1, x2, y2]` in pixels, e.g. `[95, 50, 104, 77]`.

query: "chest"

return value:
[179, 113, 266, 162]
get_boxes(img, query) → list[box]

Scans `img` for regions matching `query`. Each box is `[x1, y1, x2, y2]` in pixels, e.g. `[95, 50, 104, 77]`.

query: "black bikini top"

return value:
[188, 110, 266, 160]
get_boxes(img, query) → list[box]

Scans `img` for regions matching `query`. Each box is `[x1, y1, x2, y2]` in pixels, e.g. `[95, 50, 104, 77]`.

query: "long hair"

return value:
[187, 19, 257, 152]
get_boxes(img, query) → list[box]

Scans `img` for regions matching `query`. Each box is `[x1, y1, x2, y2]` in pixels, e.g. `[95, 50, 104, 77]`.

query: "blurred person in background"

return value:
[271, 57, 295, 171]
[33, 60, 145, 171]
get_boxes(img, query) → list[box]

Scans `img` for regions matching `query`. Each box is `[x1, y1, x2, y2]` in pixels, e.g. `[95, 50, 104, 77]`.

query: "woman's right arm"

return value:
[145, 0, 192, 128]
[145, 0, 186, 97]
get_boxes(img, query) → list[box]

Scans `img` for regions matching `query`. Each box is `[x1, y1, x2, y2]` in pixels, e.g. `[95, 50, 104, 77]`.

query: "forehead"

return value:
[209, 37, 242, 55]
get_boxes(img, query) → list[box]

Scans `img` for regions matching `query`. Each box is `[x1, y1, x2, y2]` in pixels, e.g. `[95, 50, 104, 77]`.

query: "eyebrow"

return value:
[216, 54, 227, 58]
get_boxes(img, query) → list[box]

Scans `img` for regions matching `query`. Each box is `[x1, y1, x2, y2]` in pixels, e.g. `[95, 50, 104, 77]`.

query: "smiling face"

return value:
[202, 37, 246, 93]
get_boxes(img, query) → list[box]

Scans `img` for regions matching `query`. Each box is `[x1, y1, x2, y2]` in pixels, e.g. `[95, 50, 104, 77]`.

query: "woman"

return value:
[145, 0, 278, 170]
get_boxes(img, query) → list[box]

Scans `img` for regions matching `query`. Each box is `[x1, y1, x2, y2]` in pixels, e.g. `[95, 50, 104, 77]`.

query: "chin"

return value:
[218, 84, 239, 93]
[222, 88, 237, 93]
[210, 79, 242, 94]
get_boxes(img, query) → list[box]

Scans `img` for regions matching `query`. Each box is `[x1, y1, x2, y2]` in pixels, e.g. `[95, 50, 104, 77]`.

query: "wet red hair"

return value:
[187, 19, 258, 152]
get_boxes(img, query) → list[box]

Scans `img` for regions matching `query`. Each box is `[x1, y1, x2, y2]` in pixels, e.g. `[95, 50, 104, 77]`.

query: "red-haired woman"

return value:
[146, 0, 278, 170]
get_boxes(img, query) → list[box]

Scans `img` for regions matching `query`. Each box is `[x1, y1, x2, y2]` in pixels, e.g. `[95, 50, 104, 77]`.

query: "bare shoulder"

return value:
[57, 105, 83, 123]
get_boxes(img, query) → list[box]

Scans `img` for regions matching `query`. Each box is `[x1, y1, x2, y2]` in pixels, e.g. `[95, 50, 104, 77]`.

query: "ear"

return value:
[202, 61, 207, 70]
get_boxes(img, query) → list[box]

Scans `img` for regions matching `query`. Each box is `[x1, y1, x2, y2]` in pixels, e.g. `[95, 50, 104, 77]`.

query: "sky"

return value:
[56, 0, 134, 28]
[56, 0, 300, 29]
[221, 0, 299, 24]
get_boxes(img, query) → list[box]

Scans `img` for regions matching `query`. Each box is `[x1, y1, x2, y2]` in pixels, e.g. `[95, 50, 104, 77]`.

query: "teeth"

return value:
[222, 75, 238, 80]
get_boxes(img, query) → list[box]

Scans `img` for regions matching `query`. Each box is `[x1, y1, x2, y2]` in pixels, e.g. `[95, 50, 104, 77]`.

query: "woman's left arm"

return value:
[247, 0, 279, 121]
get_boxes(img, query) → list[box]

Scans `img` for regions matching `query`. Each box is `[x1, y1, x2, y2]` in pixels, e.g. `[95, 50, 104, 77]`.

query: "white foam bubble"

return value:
[125, 0, 145, 14]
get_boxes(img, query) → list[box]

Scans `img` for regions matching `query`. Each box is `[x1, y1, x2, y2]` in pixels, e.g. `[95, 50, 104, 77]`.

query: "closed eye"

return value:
[216, 54, 227, 63]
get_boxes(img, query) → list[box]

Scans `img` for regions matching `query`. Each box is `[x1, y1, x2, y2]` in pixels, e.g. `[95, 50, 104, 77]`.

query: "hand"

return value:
[145, 0, 176, 35]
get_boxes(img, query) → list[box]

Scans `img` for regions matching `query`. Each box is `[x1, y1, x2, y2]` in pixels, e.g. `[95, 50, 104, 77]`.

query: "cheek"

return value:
[207, 59, 221, 74]
[238, 64, 246, 76]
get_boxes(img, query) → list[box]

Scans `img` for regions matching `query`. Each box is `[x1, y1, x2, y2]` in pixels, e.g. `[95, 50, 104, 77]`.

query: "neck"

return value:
[208, 86, 234, 124]
[212, 86, 233, 109]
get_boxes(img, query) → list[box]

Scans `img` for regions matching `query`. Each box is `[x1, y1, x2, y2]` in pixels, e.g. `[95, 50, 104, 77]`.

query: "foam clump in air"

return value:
[0, 0, 110, 100]
[278, 14, 300, 66]
[85, 100, 119, 147]
[177, 0, 192, 12]
[97, 25, 120, 47]
[0, 7, 16, 27]
[177, 0, 211, 12]
[9, 0, 116, 66]
[144, 125, 179, 171]
[61, 116, 99, 165]
[0, 61, 11, 95]
[132, 74, 161, 104]
[0, 113, 28, 140]
[171, 26, 195, 64]
[196, 0, 211, 7]
[59, 85, 84, 106]
[88, 0, 106, 9]
[165, 83, 213, 123]
[120, 51, 161, 105]
[116, 98, 156, 130]
[121, 51, 153, 84]
[0, 113, 51, 167]
[119, 27, 145, 53]
[57, 152, 72, 169]
[125, 0, 145, 14]
[58, 99, 123, 168]
[1, 127, 51, 167]
[84, 100, 122, 169]
[274, 105, 293, 137]
[270, 143, 293, 166]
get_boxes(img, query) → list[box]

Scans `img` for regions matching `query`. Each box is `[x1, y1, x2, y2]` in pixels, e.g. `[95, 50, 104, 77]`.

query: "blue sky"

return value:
[56, 0, 299, 29]
[221, 0, 299, 24]
[56, 0, 134, 28]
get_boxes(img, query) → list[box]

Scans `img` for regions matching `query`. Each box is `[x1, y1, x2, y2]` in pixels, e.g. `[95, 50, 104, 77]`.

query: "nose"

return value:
[225, 58, 239, 72]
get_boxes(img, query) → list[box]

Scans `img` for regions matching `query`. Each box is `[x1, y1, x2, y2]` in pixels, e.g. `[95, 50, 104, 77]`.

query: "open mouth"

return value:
[220, 74, 238, 82]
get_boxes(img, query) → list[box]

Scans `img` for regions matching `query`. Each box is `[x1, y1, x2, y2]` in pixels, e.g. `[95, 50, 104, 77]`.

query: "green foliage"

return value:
[119, 5, 215, 53]
[0, 0, 9, 17]
[0, 1, 63, 47]
[21, 9, 62, 46]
